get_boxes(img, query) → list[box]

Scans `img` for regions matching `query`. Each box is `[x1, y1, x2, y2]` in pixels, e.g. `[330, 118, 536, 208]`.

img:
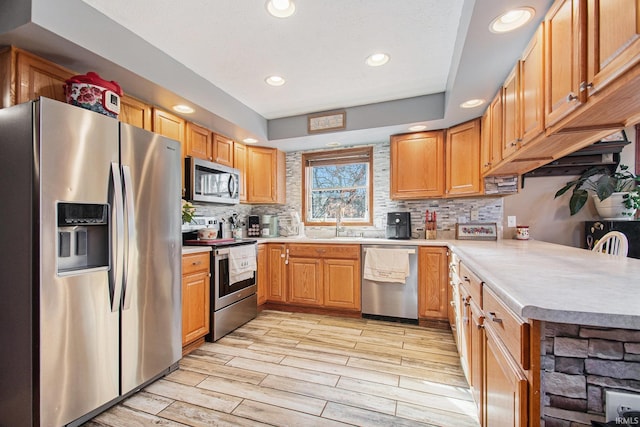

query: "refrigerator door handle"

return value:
[122, 164, 136, 311]
[111, 162, 125, 312]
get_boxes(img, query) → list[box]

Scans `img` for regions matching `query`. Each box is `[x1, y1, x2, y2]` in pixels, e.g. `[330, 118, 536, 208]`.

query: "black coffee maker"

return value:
[386, 212, 411, 239]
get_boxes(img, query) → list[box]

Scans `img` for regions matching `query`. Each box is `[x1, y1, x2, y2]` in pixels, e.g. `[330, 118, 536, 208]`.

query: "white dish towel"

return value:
[363, 248, 410, 284]
[229, 245, 257, 283]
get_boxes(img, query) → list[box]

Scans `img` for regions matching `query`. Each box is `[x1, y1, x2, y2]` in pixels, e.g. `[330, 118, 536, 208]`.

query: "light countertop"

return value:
[181, 246, 212, 255]
[185, 236, 640, 329]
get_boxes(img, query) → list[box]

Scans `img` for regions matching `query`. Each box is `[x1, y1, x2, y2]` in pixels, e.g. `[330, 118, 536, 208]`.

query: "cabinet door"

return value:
[390, 131, 445, 199]
[257, 244, 267, 306]
[234, 142, 247, 202]
[480, 107, 492, 175]
[247, 146, 285, 204]
[545, 0, 586, 127]
[16, 50, 74, 104]
[323, 258, 360, 310]
[182, 270, 210, 345]
[489, 92, 504, 169]
[213, 133, 234, 167]
[418, 246, 449, 319]
[186, 122, 213, 161]
[484, 326, 528, 427]
[520, 26, 545, 145]
[458, 285, 471, 382]
[445, 119, 481, 197]
[267, 244, 287, 302]
[120, 95, 152, 131]
[288, 257, 323, 306]
[587, 0, 640, 95]
[503, 65, 520, 158]
[152, 108, 186, 194]
[470, 301, 484, 422]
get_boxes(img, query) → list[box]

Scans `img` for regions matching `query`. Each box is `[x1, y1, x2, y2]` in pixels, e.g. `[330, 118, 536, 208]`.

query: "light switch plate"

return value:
[507, 216, 517, 227]
[471, 209, 479, 221]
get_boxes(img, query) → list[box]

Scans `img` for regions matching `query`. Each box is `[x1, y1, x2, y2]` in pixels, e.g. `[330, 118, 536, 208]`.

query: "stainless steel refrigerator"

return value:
[0, 98, 182, 426]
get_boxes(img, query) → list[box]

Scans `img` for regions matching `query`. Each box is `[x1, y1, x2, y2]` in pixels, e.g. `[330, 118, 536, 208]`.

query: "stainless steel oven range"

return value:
[184, 218, 257, 341]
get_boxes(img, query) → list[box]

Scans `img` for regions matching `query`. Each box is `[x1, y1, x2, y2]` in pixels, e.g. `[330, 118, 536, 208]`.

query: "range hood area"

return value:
[523, 131, 631, 179]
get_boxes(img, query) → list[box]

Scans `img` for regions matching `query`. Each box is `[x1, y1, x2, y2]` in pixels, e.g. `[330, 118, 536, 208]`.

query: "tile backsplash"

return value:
[188, 141, 504, 238]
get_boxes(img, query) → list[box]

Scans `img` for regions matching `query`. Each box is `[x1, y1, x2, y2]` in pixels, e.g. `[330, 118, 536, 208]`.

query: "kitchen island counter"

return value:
[449, 239, 640, 329]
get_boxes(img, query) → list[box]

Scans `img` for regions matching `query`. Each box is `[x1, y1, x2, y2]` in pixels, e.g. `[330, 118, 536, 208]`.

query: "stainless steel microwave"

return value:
[185, 157, 240, 204]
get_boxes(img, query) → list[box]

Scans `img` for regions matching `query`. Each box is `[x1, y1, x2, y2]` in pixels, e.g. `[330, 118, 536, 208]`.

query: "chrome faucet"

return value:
[335, 208, 345, 237]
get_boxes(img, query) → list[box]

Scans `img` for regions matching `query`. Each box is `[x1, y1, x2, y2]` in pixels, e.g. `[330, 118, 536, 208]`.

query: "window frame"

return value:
[301, 146, 374, 226]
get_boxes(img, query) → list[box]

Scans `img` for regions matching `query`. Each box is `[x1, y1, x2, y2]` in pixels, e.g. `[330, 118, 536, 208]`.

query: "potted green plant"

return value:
[555, 164, 640, 219]
[181, 199, 196, 224]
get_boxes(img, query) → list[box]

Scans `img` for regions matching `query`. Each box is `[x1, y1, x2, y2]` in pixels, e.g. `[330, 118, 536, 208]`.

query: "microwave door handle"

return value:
[228, 174, 236, 197]
[110, 162, 125, 313]
[122, 165, 136, 311]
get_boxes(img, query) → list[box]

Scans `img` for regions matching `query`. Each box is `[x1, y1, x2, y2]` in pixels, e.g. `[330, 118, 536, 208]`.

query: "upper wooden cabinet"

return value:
[520, 25, 545, 145]
[390, 131, 445, 199]
[586, 0, 640, 97]
[120, 95, 152, 130]
[418, 246, 449, 320]
[15, 49, 74, 105]
[234, 142, 247, 202]
[446, 119, 481, 197]
[502, 65, 520, 159]
[246, 146, 286, 204]
[480, 107, 492, 176]
[545, 0, 586, 128]
[186, 122, 213, 161]
[152, 108, 186, 194]
[213, 133, 234, 167]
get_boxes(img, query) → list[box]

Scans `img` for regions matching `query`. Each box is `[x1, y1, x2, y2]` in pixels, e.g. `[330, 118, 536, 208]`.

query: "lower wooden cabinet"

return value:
[266, 244, 287, 302]
[484, 325, 528, 427]
[288, 256, 323, 306]
[323, 258, 360, 310]
[259, 243, 360, 311]
[257, 244, 267, 305]
[418, 246, 449, 319]
[181, 252, 211, 354]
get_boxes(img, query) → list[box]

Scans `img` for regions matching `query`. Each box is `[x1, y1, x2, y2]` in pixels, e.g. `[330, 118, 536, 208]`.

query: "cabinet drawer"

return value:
[459, 262, 482, 307]
[182, 252, 210, 275]
[483, 286, 530, 370]
[287, 244, 360, 259]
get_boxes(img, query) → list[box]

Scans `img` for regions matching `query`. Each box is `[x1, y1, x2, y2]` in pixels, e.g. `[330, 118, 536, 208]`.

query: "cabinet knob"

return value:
[566, 92, 579, 102]
[488, 311, 503, 323]
[463, 276, 470, 282]
[192, 261, 202, 266]
[579, 82, 594, 92]
[510, 141, 518, 147]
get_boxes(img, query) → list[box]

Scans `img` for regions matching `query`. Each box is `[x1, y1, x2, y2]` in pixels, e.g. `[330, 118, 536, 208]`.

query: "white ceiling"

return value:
[0, 0, 554, 151]
[82, 0, 464, 120]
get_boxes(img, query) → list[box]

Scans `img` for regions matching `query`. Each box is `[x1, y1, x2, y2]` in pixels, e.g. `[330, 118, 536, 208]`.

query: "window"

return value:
[302, 147, 373, 225]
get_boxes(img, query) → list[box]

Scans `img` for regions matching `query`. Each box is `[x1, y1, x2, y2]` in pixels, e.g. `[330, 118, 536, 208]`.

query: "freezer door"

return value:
[120, 123, 182, 394]
[38, 98, 120, 426]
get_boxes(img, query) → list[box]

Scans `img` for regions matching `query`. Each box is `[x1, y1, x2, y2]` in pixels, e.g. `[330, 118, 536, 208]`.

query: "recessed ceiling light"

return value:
[266, 0, 295, 18]
[460, 99, 485, 109]
[365, 53, 390, 67]
[326, 141, 341, 147]
[265, 75, 286, 86]
[409, 125, 427, 132]
[490, 8, 535, 33]
[243, 138, 258, 144]
[172, 104, 195, 114]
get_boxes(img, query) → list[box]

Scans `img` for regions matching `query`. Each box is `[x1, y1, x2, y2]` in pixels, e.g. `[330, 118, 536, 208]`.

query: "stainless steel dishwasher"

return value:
[361, 244, 419, 322]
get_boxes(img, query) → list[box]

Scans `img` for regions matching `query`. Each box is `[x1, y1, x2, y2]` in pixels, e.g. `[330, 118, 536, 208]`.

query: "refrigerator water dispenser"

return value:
[57, 202, 109, 274]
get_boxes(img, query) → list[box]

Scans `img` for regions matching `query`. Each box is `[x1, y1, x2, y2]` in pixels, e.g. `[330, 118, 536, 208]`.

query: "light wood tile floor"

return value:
[84, 310, 480, 426]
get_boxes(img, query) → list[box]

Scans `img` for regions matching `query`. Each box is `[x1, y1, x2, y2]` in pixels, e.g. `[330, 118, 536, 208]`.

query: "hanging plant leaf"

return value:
[569, 189, 589, 215]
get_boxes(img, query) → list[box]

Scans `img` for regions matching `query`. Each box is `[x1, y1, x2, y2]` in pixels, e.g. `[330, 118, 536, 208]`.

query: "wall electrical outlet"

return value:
[606, 390, 640, 422]
[470, 209, 479, 221]
[507, 216, 517, 227]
